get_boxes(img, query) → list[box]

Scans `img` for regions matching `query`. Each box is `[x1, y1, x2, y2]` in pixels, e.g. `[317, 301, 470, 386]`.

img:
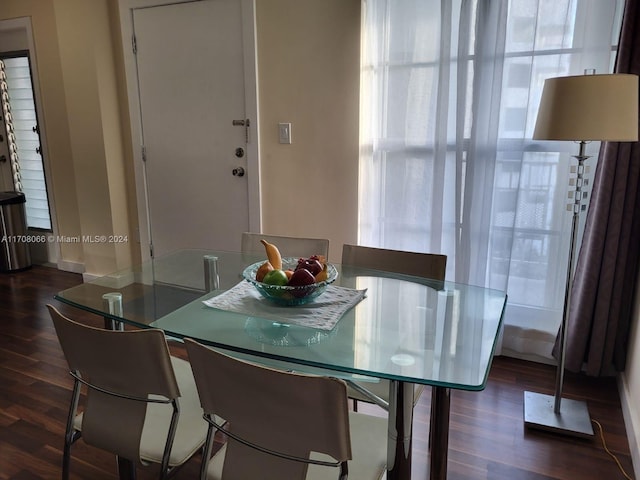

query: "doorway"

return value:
[0, 54, 51, 230]
[0, 16, 57, 267]
[119, 0, 261, 259]
[0, 21, 52, 232]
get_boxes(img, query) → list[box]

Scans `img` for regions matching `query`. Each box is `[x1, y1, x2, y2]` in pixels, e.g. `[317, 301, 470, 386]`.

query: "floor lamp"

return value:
[524, 72, 639, 438]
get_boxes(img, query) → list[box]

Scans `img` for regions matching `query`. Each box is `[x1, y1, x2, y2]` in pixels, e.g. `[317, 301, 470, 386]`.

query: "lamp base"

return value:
[524, 391, 594, 438]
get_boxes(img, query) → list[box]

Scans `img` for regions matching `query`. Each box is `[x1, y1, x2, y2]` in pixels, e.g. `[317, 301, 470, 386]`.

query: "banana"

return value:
[315, 263, 328, 282]
[260, 239, 282, 270]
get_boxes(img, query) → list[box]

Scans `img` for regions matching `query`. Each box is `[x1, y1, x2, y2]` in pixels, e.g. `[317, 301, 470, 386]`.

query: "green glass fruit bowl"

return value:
[242, 257, 338, 306]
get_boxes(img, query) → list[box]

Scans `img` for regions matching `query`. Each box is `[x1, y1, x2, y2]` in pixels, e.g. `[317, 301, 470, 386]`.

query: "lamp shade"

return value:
[533, 73, 639, 142]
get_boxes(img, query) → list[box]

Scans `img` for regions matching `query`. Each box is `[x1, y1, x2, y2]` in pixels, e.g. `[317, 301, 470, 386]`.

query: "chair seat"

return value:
[206, 411, 387, 479]
[74, 357, 209, 467]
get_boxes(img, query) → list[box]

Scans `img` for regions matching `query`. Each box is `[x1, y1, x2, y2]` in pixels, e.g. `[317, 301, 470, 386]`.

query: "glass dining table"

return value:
[54, 249, 506, 480]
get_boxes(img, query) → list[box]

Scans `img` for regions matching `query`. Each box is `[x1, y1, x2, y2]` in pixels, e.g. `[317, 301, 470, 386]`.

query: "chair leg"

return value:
[62, 430, 81, 480]
[62, 379, 82, 480]
[429, 386, 436, 451]
[61, 441, 71, 480]
[200, 422, 216, 480]
[117, 457, 137, 479]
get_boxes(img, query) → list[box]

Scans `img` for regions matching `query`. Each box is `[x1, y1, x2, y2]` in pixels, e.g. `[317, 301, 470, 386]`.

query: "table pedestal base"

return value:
[429, 387, 451, 480]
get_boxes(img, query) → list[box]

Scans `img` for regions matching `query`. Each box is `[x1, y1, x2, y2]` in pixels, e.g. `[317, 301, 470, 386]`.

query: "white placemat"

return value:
[202, 280, 366, 331]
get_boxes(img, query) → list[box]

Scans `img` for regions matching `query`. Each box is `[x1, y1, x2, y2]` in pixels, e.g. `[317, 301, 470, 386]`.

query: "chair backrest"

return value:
[184, 338, 352, 480]
[48, 305, 180, 465]
[341, 244, 447, 281]
[241, 232, 330, 260]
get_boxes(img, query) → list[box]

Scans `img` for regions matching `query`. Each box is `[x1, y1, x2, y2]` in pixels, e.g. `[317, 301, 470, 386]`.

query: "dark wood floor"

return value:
[0, 265, 635, 479]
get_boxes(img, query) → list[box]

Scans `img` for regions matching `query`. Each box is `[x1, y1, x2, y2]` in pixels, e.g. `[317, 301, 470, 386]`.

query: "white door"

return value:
[132, 0, 258, 258]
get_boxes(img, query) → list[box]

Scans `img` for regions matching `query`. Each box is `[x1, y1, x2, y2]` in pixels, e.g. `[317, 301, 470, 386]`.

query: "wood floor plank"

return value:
[0, 265, 636, 479]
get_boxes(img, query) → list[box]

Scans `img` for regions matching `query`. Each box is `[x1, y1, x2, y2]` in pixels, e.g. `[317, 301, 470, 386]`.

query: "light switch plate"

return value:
[278, 123, 292, 144]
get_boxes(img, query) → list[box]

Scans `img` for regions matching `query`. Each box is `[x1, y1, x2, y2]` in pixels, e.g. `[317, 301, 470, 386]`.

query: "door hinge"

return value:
[132, 35, 137, 54]
[141, 146, 147, 162]
[149, 243, 154, 258]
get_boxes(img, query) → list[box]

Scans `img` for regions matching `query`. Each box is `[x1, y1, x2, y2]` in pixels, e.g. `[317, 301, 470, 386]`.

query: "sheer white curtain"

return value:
[359, 0, 624, 361]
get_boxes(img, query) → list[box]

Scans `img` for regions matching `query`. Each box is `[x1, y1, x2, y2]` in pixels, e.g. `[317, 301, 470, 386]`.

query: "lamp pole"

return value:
[524, 141, 594, 437]
[554, 140, 588, 413]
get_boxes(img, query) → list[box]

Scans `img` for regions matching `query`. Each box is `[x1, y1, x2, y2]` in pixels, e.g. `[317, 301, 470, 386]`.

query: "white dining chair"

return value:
[185, 338, 387, 480]
[48, 305, 209, 480]
[241, 232, 330, 260]
[341, 244, 447, 411]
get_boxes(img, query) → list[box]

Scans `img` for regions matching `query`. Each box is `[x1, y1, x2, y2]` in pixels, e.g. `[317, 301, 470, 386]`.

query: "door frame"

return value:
[118, 0, 261, 261]
[0, 17, 61, 266]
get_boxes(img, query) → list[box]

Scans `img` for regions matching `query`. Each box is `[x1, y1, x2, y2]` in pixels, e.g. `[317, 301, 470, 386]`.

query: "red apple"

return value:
[288, 268, 317, 298]
[288, 268, 316, 286]
[295, 257, 323, 276]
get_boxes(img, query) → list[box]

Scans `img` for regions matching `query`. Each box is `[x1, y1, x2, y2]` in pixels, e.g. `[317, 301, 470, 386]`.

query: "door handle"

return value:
[232, 166, 245, 177]
[232, 118, 250, 143]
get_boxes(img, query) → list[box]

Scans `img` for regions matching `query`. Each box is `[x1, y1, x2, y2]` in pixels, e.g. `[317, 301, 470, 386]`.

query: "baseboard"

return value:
[618, 372, 640, 477]
[499, 348, 557, 366]
[56, 260, 85, 274]
[82, 272, 99, 282]
[82, 270, 135, 288]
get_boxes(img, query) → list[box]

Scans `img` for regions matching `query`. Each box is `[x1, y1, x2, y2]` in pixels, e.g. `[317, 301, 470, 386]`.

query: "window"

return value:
[359, 0, 624, 359]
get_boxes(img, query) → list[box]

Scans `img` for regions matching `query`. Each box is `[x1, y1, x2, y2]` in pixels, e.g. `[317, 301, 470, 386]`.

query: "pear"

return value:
[255, 261, 273, 282]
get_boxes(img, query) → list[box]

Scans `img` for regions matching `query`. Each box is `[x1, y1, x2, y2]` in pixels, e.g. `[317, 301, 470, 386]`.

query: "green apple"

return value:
[262, 269, 289, 286]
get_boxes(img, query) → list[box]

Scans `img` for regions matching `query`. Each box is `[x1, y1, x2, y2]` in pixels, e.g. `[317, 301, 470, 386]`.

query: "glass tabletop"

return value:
[55, 249, 507, 391]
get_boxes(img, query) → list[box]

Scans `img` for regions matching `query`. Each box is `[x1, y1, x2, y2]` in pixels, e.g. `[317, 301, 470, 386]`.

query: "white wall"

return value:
[255, 0, 361, 261]
[620, 276, 640, 475]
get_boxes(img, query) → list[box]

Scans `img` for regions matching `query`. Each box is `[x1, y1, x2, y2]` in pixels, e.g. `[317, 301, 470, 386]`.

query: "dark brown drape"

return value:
[562, 0, 640, 376]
